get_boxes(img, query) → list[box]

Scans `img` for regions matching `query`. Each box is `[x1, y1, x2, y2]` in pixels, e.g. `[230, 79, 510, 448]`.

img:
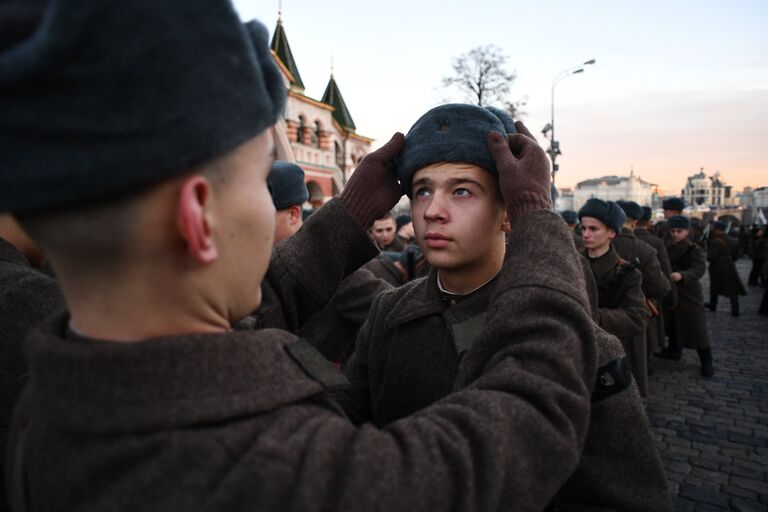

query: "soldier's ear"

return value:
[177, 175, 219, 264]
[501, 210, 511, 233]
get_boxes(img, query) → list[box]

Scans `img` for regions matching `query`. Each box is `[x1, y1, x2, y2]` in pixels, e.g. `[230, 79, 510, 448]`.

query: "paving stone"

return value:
[730, 497, 766, 512]
[647, 262, 768, 510]
[679, 485, 729, 507]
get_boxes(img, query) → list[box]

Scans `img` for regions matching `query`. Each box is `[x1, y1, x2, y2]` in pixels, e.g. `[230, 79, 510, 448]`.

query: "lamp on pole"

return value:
[543, 59, 595, 184]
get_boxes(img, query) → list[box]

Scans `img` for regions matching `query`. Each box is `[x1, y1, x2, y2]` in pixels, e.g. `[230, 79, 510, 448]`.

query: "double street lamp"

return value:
[542, 59, 596, 184]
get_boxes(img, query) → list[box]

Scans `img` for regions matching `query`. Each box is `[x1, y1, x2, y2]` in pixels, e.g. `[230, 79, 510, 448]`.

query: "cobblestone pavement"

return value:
[647, 260, 768, 511]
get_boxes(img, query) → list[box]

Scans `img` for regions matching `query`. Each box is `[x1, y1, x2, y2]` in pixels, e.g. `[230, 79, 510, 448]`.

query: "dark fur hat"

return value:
[560, 210, 578, 224]
[668, 215, 691, 230]
[640, 206, 653, 223]
[616, 200, 643, 220]
[396, 104, 517, 197]
[268, 161, 309, 210]
[578, 198, 627, 234]
[662, 197, 686, 211]
[0, 2, 285, 213]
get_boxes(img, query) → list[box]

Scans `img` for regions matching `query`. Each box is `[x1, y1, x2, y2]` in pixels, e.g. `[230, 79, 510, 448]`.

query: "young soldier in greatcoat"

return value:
[658, 216, 715, 376]
[0, 215, 64, 512]
[635, 206, 675, 353]
[341, 105, 670, 512]
[707, 221, 747, 316]
[263, 160, 392, 364]
[1, 4, 601, 510]
[579, 199, 651, 396]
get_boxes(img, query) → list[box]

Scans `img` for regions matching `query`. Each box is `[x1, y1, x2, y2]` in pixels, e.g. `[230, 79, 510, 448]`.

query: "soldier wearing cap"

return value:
[578, 199, 651, 397]
[657, 216, 715, 376]
[706, 220, 747, 316]
[635, 206, 676, 355]
[560, 209, 585, 252]
[0, 3, 604, 510]
[614, 200, 671, 389]
[341, 104, 670, 512]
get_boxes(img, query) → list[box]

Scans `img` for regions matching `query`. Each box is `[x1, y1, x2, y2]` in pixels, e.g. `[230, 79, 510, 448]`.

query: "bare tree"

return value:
[442, 45, 526, 117]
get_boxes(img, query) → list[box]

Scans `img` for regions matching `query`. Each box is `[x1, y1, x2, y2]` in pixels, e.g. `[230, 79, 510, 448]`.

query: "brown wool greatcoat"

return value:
[0, 238, 64, 512]
[667, 239, 712, 350]
[585, 244, 651, 397]
[635, 227, 674, 351]
[342, 219, 670, 512]
[707, 233, 747, 298]
[7, 210, 598, 512]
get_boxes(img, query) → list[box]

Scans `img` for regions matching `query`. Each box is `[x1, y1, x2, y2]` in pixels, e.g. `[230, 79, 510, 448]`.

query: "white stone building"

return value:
[683, 168, 734, 208]
[572, 172, 654, 211]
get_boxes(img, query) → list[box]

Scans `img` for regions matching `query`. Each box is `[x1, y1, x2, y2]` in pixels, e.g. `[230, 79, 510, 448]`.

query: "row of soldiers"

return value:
[0, 1, 702, 510]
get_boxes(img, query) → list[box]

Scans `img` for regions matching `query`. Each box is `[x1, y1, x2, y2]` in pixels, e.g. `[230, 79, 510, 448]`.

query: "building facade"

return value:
[270, 16, 373, 207]
[683, 168, 734, 208]
[572, 172, 655, 211]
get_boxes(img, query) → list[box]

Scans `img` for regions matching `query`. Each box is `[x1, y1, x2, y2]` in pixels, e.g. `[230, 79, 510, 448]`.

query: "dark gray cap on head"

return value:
[268, 161, 309, 210]
[668, 215, 691, 229]
[560, 210, 578, 224]
[712, 220, 727, 232]
[578, 198, 627, 234]
[0, 1, 286, 214]
[396, 104, 517, 197]
[662, 197, 686, 211]
[640, 206, 653, 222]
[616, 200, 643, 220]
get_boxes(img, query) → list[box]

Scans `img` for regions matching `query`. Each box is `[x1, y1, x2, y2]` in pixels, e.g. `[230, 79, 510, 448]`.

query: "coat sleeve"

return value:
[640, 245, 671, 300]
[291, 210, 597, 512]
[597, 269, 649, 340]
[261, 198, 380, 332]
[680, 246, 707, 282]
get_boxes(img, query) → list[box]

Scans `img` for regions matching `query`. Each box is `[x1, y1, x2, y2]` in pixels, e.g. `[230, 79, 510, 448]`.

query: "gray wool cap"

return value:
[578, 198, 627, 234]
[616, 200, 643, 220]
[0, 1, 285, 214]
[396, 104, 517, 197]
[668, 215, 691, 229]
[268, 161, 309, 210]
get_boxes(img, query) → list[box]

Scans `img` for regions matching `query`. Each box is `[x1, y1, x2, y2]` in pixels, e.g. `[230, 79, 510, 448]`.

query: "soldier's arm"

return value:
[264, 198, 380, 332]
[679, 246, 707, 282]
[641, 246, 671, 300]
[597, 270, 648, 340]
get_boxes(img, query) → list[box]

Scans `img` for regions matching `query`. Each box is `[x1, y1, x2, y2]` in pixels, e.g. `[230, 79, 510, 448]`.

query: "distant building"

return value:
[270, 15, 373, 206]
[572, 171, 654, 211]
[740, 186, 768, 208]
[683, 168, 734, 208]
[555, 187, 574, 211]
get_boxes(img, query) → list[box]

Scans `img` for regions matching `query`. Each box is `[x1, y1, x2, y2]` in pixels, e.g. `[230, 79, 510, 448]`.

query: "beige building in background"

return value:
[572, 171, 655, 211]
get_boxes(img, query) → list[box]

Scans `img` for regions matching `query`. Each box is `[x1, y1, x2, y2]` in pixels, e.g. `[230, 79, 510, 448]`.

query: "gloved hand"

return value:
[339, 133, 405, 229]
[486, 120, 552, 228]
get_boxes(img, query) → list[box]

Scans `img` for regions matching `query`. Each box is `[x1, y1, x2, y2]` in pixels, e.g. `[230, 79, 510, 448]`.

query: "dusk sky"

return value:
[233, 0, 767, 194]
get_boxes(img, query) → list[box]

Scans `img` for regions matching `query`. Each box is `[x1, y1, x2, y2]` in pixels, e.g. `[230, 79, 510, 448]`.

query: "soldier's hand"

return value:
[486, 120, 552, 229]
[339, 133, 405, 229]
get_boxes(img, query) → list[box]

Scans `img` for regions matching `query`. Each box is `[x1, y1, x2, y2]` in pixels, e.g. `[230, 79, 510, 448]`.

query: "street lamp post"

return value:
[544, 59, 595, 184]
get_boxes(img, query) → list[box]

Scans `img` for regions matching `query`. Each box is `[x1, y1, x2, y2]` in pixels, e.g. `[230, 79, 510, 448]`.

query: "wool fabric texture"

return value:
[617, 200, 643, 220]
[397, 104, 517, 197]
[640, 206, 653, 222]
[578, 198, 627, 234]
[668, 215, 691, 229]
[0, 1, 285, 213]
[662, 198, 686, 211]
[268, 161, 309, 209]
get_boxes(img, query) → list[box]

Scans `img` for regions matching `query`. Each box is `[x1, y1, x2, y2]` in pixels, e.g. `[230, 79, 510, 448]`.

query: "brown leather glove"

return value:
[339, 132, 405, 229]
[486, 121, 552, 228]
